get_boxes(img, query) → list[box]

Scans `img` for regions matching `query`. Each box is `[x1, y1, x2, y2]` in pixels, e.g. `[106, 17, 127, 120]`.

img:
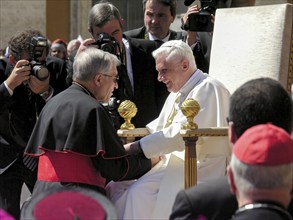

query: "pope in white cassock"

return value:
[106, 40, 231, 219]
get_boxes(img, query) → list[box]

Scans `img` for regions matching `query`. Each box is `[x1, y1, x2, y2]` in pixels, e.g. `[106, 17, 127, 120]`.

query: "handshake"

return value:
[124, 141, 163, 168]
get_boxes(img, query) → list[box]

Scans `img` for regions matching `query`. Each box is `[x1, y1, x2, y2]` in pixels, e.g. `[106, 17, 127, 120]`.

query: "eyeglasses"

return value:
[101, 74, 119, 83]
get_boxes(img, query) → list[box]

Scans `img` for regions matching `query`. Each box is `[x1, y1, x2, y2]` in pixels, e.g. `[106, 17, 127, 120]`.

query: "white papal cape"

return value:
[106, 70, 231, 219]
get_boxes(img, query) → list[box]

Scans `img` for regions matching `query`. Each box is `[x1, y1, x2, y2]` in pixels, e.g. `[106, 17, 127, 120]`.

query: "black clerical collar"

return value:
[235, 202, 292, 220]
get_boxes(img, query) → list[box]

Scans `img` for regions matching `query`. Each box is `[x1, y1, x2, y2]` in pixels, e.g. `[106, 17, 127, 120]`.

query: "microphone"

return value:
[184, 0, 195, 6]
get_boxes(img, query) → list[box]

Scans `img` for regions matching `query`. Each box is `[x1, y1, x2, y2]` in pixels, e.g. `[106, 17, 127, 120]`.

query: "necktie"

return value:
[154, 40, 164, 47]
[164, 93, 181, 128]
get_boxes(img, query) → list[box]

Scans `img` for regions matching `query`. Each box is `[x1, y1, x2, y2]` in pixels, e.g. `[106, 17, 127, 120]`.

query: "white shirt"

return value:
[122, 38, 134, 92]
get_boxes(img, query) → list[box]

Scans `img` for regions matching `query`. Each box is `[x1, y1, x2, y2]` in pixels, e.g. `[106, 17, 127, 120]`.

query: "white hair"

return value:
[152, 40, 196, 68]
[230, 155, 293, 193]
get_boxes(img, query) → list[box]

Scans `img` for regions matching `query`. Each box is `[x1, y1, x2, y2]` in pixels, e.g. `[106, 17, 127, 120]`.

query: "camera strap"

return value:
[144, 30, 149, 40]
[121, 44, 127, 67]
[117, 64, 133, 100]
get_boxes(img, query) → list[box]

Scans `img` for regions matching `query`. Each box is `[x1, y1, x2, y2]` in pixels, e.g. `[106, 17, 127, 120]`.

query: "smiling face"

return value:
[144, 0, 175, 40]
[156, 54, 189, 93]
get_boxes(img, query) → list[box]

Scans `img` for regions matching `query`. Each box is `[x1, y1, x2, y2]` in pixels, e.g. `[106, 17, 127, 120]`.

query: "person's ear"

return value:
[88, 27, 93, 37]
[228, 121, 238, 144]
[227, 165, 237, 194]
[9, 55, 16, 66]
[94, 74, 102, 87]
[171, 16, 175, 23]
[181, 59, 189, 72]
[119, 18, 125, 27]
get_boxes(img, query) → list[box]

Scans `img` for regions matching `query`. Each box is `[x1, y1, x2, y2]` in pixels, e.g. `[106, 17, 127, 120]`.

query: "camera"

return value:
[186, 0, 217, 32]
[29, 36, 50, 81]
[93, 33, 119, 56]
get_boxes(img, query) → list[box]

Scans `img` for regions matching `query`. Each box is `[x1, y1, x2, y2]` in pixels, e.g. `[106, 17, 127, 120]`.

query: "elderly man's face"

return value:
[155, 55, 187, 93]
[144, 0, 175, 40]
[97, 62, 119, 103]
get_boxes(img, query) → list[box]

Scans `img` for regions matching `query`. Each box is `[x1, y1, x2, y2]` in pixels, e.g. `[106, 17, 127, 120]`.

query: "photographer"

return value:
[181, 0, 232, 71]
[124, 0, 208, 73]
[0, 29, 67, 219]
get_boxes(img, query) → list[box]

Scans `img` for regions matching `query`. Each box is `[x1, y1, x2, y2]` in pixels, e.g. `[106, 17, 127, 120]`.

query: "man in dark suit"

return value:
[170, 77, 293, 220]
[88, 2, 169, 129]
[0, 29, 68, 220]
[124, 0, 208, 73]
[124, 0, 181, 41]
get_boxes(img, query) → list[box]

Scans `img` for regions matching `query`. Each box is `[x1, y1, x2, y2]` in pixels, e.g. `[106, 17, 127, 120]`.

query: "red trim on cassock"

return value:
[38, 151, 106, 188]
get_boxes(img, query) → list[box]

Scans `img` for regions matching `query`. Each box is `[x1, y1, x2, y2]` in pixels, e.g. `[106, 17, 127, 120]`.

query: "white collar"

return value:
[148, 32, 170, 43]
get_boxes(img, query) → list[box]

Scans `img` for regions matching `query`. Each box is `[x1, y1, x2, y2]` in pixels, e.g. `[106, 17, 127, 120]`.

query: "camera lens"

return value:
[32, 65, 50, 81]
[101, 43, 116, 55]
[199, 16, 208, 24]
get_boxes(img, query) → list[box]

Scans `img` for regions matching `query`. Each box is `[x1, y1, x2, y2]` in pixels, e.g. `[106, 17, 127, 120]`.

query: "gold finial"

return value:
[118, 100, 138, 130]
[180, 98, 200, 130]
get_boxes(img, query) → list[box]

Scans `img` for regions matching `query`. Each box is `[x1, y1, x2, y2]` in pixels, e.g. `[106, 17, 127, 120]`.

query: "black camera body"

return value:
[93, 33, 119, 56]
[29, 36, 50, 81]
[187, 0, 217, 32]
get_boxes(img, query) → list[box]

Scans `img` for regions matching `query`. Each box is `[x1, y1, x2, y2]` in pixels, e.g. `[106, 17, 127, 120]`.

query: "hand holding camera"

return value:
[27, 72, 51, 95]
[5, 60, 31, 91]
[92, 33, 118, 54]
[92, 33, 120, 57]
[182, 0, 216, 32]
[76, 33, 120, 59]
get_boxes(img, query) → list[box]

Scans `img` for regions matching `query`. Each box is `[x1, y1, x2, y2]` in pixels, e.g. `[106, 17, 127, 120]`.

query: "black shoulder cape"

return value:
[25, 84, 126, 159]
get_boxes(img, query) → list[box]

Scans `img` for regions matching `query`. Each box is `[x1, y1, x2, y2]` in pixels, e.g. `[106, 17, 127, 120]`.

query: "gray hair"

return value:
[230, 155, 293, 192]
[88, 3, 123, 29]
[152, 40, 196, 68]
[73, 47, 120, 81]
